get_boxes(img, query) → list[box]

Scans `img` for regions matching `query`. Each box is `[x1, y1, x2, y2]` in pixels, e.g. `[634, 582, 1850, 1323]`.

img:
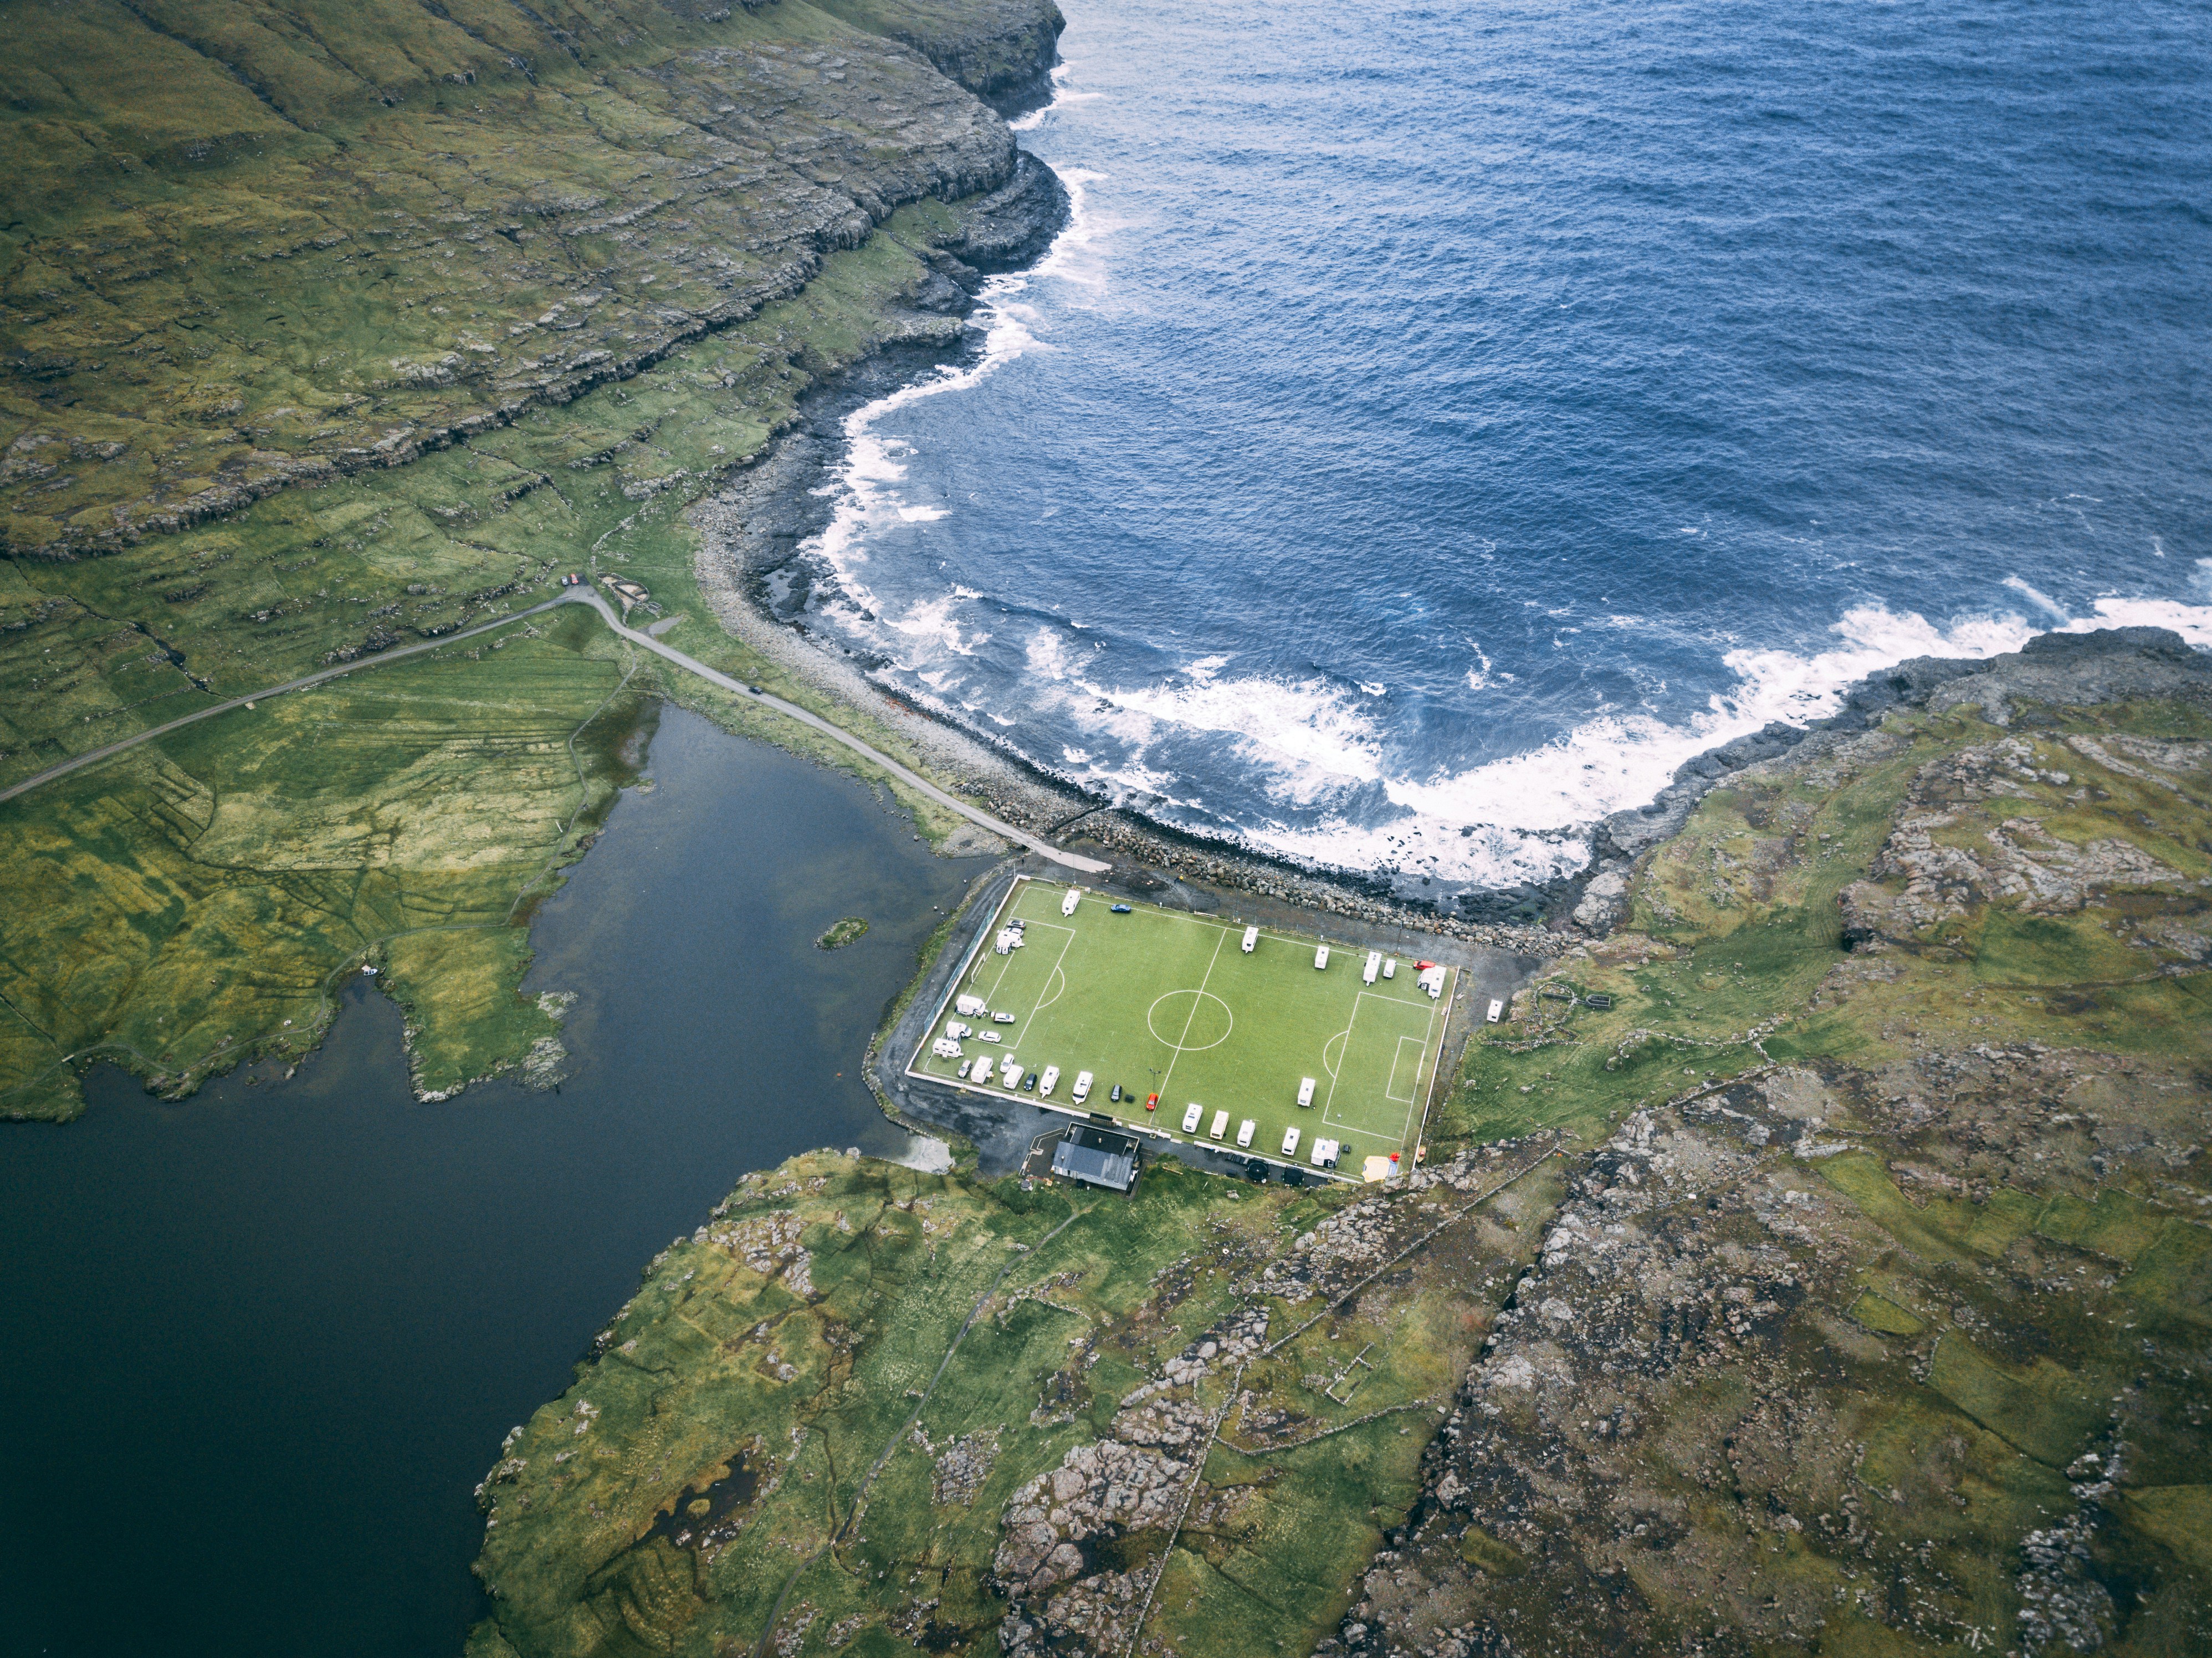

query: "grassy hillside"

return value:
[467, 662, 2211, 1658]
[0, 0, 1061, 1119]
[1340, 665, 2212, 1657]
[0, 0, 1033, 556]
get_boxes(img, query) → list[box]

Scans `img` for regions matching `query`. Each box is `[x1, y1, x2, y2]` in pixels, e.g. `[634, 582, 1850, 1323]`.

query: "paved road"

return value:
[0, 585, 1109, 875]
[560, 589, 1108, 873]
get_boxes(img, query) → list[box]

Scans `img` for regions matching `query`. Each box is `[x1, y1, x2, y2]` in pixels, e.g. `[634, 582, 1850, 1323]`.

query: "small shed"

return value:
[1049, 1124, 1141, 1194]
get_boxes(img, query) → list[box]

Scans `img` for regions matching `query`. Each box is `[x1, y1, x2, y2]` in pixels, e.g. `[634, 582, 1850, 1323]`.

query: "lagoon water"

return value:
[0, 711, 986, 1656]
[803, 0, 2212, 898]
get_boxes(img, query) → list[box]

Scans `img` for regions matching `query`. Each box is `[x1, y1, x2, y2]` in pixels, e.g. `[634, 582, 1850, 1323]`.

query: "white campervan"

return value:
[1062, 887, 1081, 917]
[1071, 1070, 1093, 1104]
[1039, 1065, 1060, 1097]
[1182, 1102, 1203, 1134]
[1241, 925, 1259, 953]
[1487, 997, 1505, 1023]
[1311, 1138, 1340, 1170]
[1209, 1109, 1229, 1141]
[1382, 958, 1396, 979]
[1236, 1119, 1256, 1149]
[1314, 945, 1329, 970]
[1000, 1056, 1023, 1088]
[1281, 1125, 1301, 1157]
[1296, 1076, 1315, 1109]
[1363, 950, 1381, 985]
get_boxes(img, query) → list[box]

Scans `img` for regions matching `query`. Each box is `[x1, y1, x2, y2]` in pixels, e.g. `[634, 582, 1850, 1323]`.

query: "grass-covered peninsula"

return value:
[0, 0, 1063, 1118]
[473, 633, 2210, 1657]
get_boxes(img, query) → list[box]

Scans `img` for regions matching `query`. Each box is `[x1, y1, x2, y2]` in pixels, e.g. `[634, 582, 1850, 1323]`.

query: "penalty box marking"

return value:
[1322, 980, 1450, 1147]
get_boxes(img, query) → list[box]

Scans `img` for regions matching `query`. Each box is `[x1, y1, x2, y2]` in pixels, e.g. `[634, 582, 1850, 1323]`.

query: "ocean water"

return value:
[797, 0, 2212, 900]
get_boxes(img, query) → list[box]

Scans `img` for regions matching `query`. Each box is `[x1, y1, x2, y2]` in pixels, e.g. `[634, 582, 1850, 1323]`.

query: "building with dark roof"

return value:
[1049, 1123, 1141, 1194]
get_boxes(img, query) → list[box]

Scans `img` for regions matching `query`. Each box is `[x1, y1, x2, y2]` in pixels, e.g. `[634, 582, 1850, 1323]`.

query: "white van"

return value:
[1486, 997, 1505, 1024]
[945, 1021, 971, 1039]
[1071, 1070, 1093, 1104]
[1296, 1076, 1315, 1109]
[1000, 1056, 1023, 1087]
[955, 994, 988, 1017]
[1241, 925, 1259, 953]
[1363, 950, 1381, 985]
[1062, 887, 1080, 917]
[1210, 1109, 1229, 1141]
[1312, 1137, 1340, 1170]
[1236, 1119, 1256, 1149]
[1281, 1125, 1301, 1157]
[1383, 958, 1397, 980]
[1039, 1065, 1060, 1097]
[1314, 945, 1329, 970]
[1181, 1102, 1202, 1134]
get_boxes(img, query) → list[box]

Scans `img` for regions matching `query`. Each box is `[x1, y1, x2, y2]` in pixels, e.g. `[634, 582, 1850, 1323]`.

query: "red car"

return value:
[1145, 1093, 1160, 1112]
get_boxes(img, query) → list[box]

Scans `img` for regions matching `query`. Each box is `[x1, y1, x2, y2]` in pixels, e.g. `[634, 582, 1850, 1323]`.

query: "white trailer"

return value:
[1236, 1119, 1256, 1149]
[1281, 1125, 1301, 1157]
[1071, 1070, 1093, 1104]
[1039, 1065, 1060, 1097]
[1181, 1102, 1202, 1134]
[1241, 925, 1259, 953]
[1314, 945, 1329, 970]
[1418, 966, 1445, 999]
[1363, 950, 1381, 985]
[945, 1021, 971, 1039]
[1000, 1056, 1023, 1088]
[1296, 1076, 1315, 1109]
[1487, 997, 1505, 1024]
[1062, 887, 1081, 917]
[1210, 1109, 1229, 1141]
[1311, 1137, 1339, 1169]
[956, 994, 988, 1017]
[931, 1037, 962, 1060]
[1383, 957, 1397, 980]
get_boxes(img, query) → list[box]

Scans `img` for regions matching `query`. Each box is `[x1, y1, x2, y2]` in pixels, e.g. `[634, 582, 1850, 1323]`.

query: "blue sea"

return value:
[800, 0, 2212, 899]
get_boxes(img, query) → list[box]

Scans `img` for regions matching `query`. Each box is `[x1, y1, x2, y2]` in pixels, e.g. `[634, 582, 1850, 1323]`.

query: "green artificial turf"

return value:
[906, 879, 1453, 1174]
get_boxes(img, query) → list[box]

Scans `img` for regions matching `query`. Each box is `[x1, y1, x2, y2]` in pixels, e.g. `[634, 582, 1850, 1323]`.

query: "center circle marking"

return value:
[1146, 990, 1235, 1052]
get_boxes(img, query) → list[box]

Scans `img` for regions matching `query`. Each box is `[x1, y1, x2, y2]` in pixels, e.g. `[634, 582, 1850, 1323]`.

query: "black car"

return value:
[1110, 903, 1132, 913]
[1021, 1072, 1037, 1092]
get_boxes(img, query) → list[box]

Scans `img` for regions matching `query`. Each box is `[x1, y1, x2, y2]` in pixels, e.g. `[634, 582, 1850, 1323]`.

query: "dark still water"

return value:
[0, 709, 986, 1657]
[798, 0, 2212, 899]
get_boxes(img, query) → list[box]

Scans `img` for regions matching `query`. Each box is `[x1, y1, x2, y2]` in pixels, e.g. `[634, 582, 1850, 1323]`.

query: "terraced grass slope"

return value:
[0, 0, 1062, 1118]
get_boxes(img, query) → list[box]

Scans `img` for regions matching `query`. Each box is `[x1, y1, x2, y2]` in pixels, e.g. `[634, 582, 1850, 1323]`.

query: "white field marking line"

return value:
[1321, 991, 1433, 1146]
[1033, 964, 1067, 1016]
[1154, 925, 1229, 1103]
[1386, 1035, 1425, 1104]
[1014, 922, 1078, 1048]
[908, 878, 1015, 1077]
[1322, 1028, 1349, 1079]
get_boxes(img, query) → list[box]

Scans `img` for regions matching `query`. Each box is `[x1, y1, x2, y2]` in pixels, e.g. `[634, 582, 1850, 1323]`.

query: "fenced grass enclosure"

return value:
[906, 878, 1457, 1176]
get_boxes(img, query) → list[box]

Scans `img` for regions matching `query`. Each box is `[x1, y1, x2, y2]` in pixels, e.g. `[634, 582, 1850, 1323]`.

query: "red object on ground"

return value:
[1390, 1153, 1400, 1161]
[1146, 1093, 1159, 1111]
[1415, 960, 1437, 970]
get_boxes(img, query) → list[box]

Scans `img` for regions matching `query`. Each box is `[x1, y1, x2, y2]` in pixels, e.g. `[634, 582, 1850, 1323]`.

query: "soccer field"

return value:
[907, 878, 1456, 1174]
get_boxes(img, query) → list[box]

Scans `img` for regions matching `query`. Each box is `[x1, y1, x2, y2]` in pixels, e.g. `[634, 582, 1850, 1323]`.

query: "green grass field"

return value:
[907, 879, 1456, 1175]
